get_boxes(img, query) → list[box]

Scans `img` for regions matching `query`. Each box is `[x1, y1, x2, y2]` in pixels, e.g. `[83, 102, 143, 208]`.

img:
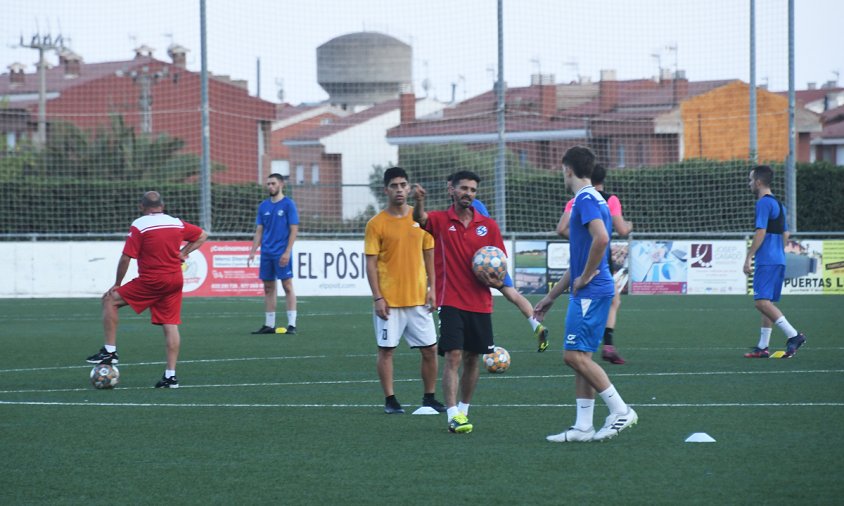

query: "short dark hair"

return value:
[561, 146, 596, 179]
[268, 173, 286, 183]
[383, 166, 408, 186]
[140, 191, 163, 209]
[751, 165, 774, 187]
[591, 163, 607, 185]
[450, 170, 480, 186]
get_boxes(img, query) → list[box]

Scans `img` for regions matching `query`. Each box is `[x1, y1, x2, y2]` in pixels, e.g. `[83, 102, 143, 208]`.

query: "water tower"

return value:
[317, 32, 412, 108]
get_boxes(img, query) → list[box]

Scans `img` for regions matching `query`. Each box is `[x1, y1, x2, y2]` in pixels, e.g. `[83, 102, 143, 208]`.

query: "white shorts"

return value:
[373, 306, 437, 349]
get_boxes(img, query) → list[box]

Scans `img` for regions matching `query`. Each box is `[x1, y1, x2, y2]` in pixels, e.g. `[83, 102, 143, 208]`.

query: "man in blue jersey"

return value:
[445, 174, 549, 352]
[743, 165, 806, 358]
[248, 173, 300, 334]
[534, 146, 637, 443]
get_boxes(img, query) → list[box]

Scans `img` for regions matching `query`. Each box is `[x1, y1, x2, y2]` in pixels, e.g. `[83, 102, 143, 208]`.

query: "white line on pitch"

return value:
[0, 400, 842, 409]
[1, 369, 841, 395]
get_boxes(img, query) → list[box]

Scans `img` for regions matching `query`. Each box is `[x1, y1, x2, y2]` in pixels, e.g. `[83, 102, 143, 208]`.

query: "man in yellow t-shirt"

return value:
[365, 167, 444, 414]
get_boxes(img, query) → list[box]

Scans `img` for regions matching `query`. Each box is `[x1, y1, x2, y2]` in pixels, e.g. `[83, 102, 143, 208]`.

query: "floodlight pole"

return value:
[786, 0, 797, 232]
[749, 0, 758, 162]
[494, 0, 506, 231]
[199, 0, 212, 231]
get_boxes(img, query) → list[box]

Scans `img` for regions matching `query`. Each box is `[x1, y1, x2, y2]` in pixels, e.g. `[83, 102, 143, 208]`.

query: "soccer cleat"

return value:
[154, 375, 179, 389]
[251, 325, 276, 334]
[783, 333, 806, 358]
[546, 427, 595, 443]
[448, 413, 473, 434]
[86, 347, 119, 365]
[744, 346, 770, 358]
[535, 323, 549, 352]
[384, 398, 405, 414]
[593, 407, 638, 441]
[283, 325, 296, 335]
[422, 396, 447, 413]
[601, 345, 626, 364]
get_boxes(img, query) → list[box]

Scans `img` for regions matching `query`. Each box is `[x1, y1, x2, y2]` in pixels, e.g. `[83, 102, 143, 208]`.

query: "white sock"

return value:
[758, 327, 773, 349]
[104, 344, 117, 353]
[446, 406, 460, 421]
[527, 316, 540, 331]
[165, 369, 176, 378]
[774, 316, 797, 339]
[574, 398, 595, 431]
[287, 310, 297, 328]
[599, 384, 628, 415]
[457, 402, 470, 416]
[265, 312, 276, 328]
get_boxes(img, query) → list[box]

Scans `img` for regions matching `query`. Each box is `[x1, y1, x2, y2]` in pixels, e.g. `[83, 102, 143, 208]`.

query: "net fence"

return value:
[0, 0, 831, 238]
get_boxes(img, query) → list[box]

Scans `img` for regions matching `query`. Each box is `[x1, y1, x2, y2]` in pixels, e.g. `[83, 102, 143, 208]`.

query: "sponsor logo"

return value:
[448, 225, 457, 232]
[690, 243, 713, 268]
[475, 225, 488, 237]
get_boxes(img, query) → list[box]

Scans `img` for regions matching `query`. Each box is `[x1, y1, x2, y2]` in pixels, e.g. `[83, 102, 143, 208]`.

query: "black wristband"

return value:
[373, 297, 383, 302]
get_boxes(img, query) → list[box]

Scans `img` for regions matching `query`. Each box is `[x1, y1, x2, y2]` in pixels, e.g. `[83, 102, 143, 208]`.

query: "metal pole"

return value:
[749, 0, 758, 162]
[494, 0, 506, 231]
[786, 0, 797, 231]
[256, 57, 261, 98]
[200, 0, 212, 231]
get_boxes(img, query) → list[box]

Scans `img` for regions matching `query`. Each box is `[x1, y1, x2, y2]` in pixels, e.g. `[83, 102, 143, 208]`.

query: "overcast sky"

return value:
[3, 0, 841, 104]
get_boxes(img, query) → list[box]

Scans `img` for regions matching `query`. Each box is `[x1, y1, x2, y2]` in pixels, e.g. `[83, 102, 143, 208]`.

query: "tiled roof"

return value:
[285, 99, 401, 142]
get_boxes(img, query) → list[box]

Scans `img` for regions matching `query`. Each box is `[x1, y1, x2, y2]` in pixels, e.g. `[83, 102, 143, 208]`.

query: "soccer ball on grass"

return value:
[483, 346, 511, 373]
[90, 363, 120, 389]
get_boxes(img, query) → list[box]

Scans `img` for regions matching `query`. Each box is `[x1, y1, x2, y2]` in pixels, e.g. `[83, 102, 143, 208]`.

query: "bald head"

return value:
[141, 191, 164, 211]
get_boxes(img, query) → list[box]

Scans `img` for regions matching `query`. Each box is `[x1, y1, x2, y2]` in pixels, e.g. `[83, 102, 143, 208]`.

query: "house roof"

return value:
[388, 77, 734, 141]
[0, 57, 157, 96]
[1, 54, 267, 110]
[284, 99, 401, 144]
[821, 103, 844, 125]
[783, 87, 844, 106]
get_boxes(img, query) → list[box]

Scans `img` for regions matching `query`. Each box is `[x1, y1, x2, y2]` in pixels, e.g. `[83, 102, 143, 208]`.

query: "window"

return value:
[311, 163, 320, 184]
[271, 160, 290, 178]
[617, 144, 626, 168]
[295, 164, 305, 184]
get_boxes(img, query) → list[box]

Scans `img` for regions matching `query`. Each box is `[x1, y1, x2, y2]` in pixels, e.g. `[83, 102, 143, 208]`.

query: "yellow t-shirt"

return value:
[364, 208, 434, 307]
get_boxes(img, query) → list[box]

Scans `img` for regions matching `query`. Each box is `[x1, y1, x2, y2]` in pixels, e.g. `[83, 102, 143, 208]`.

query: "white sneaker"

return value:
[546, 426, 595, 443]
[593, 407, 638, 441]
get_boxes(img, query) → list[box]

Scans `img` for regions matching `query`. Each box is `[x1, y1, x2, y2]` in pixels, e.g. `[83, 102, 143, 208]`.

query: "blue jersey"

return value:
[472, 199, 490, 217]
[568, 186, 614, 298]
[754, 194, 787, 266]
[256, 197, 299, 256]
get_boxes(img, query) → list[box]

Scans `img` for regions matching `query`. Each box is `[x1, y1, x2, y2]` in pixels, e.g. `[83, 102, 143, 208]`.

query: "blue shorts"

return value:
[753, 264, 784, 302]
[259, 254, 294, 281]
[564, 295, 612, 352]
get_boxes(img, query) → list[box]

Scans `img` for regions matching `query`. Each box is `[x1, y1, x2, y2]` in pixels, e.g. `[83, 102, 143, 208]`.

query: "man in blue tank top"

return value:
[743, 165, 806, 358]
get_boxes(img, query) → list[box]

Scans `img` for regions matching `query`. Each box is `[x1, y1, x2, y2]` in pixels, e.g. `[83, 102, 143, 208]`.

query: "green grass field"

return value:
[2, 294, 843, 505]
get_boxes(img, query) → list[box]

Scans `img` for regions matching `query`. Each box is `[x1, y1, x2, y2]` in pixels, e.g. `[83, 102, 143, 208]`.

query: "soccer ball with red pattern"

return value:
[483, 346, 511, 373]
[90, 364, 120, 389]
[472, 246, 508, 282]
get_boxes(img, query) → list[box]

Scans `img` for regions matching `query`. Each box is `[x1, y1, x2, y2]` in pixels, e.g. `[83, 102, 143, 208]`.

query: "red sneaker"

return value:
[743, 347, 770, 358]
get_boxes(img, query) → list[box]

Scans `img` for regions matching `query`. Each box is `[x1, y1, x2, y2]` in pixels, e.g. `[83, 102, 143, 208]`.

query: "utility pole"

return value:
[19, 33, 64, 147]
[118, 66, 168, 134]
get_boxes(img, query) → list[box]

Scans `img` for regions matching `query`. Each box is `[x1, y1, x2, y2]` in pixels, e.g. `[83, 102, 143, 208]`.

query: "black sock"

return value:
[603, 327, 615, 346]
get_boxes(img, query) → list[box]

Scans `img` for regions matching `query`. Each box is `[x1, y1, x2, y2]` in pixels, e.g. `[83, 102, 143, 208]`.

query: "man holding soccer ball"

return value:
[413, 171, 506, 434]
[534, 146, 637, 442]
